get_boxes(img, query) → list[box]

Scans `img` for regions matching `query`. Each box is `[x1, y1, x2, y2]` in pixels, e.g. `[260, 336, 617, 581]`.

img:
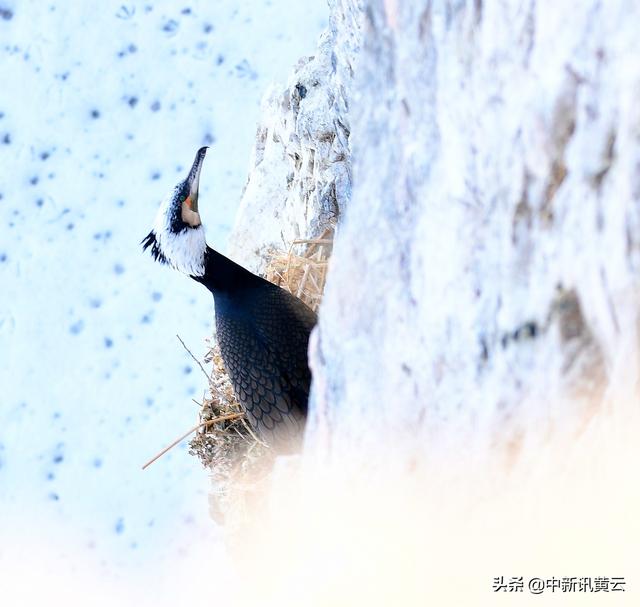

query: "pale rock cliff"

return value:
[232, 0, 640, 469]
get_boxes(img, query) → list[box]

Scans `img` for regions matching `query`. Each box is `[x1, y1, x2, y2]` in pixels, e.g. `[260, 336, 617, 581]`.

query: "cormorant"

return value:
[142, 147, 317, 449]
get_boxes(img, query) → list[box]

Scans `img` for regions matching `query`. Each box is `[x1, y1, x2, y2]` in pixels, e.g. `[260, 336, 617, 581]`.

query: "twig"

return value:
[240, 416, 269, 448]
[141, 412, 244, 470]
[296, 263, 311, 298]
[291, 238, 333, 246]
[176, 334, 210, 382]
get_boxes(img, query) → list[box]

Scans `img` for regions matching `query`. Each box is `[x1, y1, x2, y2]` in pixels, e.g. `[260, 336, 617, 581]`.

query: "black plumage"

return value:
[195, 248, 316, 447]
[143, 147, 317, 449]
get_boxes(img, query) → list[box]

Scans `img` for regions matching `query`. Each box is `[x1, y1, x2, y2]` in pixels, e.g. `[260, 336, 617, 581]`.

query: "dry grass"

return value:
[188, 228, 333, 525]
[265, 227, 333, 312]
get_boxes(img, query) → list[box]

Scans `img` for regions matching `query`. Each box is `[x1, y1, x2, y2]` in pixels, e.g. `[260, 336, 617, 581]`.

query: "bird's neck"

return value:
[192, 246, 264, 295]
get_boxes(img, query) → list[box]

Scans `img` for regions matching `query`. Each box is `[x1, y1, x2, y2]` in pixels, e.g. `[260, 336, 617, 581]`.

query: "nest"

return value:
[188, 229, 333, 525]
[264, 228, 333, 313]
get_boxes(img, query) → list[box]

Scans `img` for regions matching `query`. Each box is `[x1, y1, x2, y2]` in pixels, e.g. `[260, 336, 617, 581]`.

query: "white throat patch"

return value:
[152, 186, 207, 276]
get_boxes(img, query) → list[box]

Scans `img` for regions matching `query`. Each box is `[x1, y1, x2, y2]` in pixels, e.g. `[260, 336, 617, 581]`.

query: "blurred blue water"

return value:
[0, 0, 326, 598]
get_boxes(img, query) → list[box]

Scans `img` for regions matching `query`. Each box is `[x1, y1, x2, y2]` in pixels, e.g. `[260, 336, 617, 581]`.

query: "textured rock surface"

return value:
[213, 3, 640, 602]
[228, 0, 640, 469]
[307, 0, 640, 464]
[228, 7, 358, 273]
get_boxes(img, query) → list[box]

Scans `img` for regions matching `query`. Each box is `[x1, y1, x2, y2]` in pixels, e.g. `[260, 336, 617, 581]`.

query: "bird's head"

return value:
[142, 146, 209, 276]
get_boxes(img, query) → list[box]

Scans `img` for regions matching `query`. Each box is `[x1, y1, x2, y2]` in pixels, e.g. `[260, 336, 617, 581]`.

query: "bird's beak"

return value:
[187, 146, 208, 213]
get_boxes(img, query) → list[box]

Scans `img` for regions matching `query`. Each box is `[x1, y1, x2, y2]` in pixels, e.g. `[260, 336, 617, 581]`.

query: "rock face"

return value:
[218, 3, 640, 601]
[200, 4, 640, 603]
[227, 5, 357, 273]
[231, 0, 640, 468]
[305, 0, 640, 464]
